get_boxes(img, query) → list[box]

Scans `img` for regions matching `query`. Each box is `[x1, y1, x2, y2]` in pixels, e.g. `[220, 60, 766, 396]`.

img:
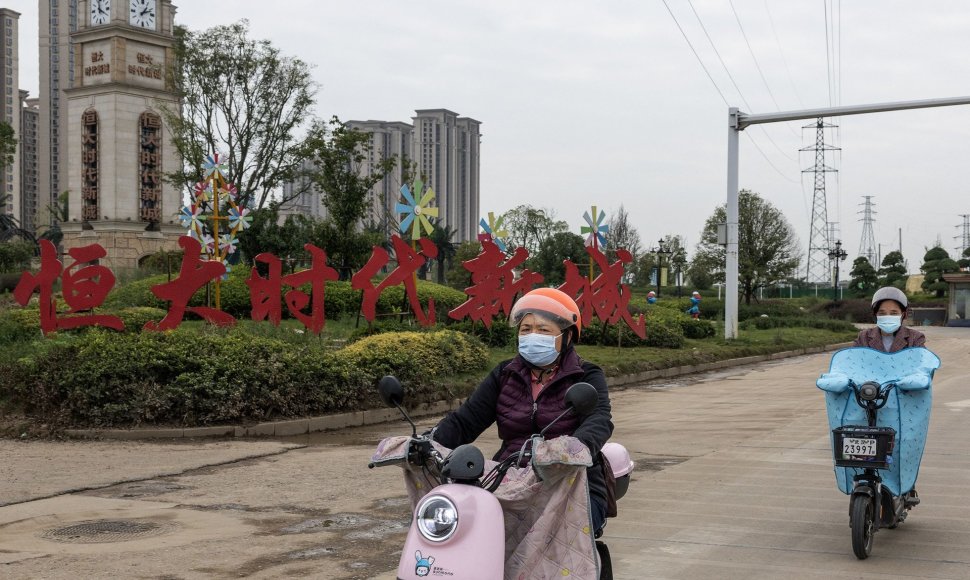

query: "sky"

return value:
[9, 0, 970, 276]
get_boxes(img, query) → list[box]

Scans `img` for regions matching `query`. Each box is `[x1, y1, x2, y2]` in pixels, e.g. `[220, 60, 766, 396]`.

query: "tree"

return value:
[429, 221, 458, 284]
[307, 117, 398, 279]
[605, 204, 641, 260]
[0, 121, 16, 171]
[447, 241, 483, 290]
[686, 257, 714, 291]
[630, 252, 657, 288]
[532, 231, 587, 285]
[500, 205, 568, 256]
[848, 256, 879, 297]
[692, 189, 800, 305]
[920, 245, 959, 297]
[35, 191, 69, 246]
[958, 247, 970, 271]
[878, 250, 907, 289]
[165, 21, 319, 210]
[238, 204, 320, 272]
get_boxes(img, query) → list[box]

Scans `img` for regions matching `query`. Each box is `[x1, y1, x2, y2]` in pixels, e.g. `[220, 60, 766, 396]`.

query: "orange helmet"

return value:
[509, 288, 582, 338]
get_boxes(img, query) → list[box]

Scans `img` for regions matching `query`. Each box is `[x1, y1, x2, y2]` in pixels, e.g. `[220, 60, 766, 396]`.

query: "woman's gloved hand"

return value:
[817, 372, 851, 393]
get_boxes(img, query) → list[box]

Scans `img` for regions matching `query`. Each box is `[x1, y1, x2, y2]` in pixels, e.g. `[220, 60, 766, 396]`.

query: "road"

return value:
[1, 327, 968, 579]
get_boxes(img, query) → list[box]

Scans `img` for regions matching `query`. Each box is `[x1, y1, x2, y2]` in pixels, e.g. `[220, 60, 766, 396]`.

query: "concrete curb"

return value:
[64, 342, 854, 441]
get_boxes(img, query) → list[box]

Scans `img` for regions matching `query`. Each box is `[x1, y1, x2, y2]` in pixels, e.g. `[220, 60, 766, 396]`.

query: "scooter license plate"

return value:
[842, 437, 876, 457]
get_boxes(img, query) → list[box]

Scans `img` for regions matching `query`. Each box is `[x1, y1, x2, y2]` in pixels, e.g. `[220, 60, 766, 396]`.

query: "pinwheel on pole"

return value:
[396, 178, 438, 241]
[177, 151, 251, 310]
[581, 205, 608, 281]
[478, 211, 508, 252]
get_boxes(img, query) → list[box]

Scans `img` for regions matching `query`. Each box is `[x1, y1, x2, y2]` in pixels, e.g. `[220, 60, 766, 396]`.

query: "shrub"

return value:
[592, 309, 685, 349]
[739, 316, 857, 332]
[0, 327, 489, 428]
[0, 307, 42, 344]
[812, 299, 872, 323]
[680, 317, 716, 339]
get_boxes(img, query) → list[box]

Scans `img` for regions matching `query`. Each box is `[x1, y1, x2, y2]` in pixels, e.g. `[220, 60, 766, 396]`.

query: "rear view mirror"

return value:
[378, 375, 403, 408]
[564, 382, 598, 416]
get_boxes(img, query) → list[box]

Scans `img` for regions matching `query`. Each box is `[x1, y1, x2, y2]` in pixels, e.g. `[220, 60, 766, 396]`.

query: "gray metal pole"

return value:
[723, 95, 970, 339]
[725, 108, 740, 339]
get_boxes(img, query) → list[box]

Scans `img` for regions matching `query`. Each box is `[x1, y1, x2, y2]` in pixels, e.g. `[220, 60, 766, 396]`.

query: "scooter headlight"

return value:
[416, 495, 458, 542]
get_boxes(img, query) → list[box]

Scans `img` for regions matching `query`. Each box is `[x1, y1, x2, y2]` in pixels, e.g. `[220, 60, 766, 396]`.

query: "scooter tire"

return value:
[596, 541, 613, 580]
[850, 494, 875, 559]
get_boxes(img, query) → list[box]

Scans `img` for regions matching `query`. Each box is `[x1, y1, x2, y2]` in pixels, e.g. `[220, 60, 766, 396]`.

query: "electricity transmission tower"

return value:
[858, 196, 877, 265]
[957, 214, 970, 256]
[801, 118, 840, 282]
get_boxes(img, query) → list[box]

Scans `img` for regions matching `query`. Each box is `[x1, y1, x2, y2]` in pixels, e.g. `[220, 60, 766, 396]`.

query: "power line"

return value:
[660, 0, 730, 106]
[763, 0, 805, 108]
[824, 0, 833, 107]
[661, 0, 797, 183]
[727, 0, 788, 115]
[686, 0, 796, 162]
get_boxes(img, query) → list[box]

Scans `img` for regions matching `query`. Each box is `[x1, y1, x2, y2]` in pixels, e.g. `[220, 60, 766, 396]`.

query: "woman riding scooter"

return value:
[432, 287, 614, 534]
[853, 286, 925, 351]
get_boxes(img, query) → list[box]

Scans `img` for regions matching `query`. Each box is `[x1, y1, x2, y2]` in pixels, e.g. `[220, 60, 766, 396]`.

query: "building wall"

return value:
[20, 95, 40, 234]
[0, 9, 19, 224]
[39, 0, 77, 224]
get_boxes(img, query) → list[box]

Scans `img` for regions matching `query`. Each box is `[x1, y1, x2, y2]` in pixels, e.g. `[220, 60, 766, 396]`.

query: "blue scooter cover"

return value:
[816, 347, 940, 496]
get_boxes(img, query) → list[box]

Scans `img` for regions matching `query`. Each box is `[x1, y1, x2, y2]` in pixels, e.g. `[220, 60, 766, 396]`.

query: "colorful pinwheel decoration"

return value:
[581, 206, 608, 281]
[396, 178, 438, 240]
[176, 151, 251, 301]
[581, 206, 608, 249]
[478, 211, 508, 252]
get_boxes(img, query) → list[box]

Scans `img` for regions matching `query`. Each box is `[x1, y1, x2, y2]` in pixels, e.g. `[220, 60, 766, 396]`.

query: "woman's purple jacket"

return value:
[433, 347, 613, 505]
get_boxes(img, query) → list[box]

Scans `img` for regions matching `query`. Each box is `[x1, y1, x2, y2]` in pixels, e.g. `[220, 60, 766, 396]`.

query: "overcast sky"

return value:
[10, 0, 970, 276]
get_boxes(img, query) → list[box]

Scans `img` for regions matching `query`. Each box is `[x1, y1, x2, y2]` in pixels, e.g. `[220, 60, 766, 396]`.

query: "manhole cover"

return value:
[41, 519, 179, 544]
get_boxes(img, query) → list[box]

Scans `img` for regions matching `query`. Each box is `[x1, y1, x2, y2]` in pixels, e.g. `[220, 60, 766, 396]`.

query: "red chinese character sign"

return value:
[448, 239, 543, 327]
[144, 236, 235, 331]
[247, 244, 338, 335]
[13, 239, 124, 335]
[559, 245, 646, 339]
[352, 235, 439, 327]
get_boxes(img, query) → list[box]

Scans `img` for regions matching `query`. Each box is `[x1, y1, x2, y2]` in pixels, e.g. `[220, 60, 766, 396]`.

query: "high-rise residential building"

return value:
[0, 8, 20, 224]
[281, 111, 481, 243]
[278, 159, 326, 222]
[20, 92, 40, 235]
[345, 120, 414, 232]
[411, 110, 481, 243]
[39, 0, 77, 221]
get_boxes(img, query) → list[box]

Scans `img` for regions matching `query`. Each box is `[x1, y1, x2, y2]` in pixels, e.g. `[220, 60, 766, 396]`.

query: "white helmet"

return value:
[871, 286, 907, 312]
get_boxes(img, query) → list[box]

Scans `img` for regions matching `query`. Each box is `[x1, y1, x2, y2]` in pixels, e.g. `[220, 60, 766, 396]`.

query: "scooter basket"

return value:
[832, 425, 896, 469]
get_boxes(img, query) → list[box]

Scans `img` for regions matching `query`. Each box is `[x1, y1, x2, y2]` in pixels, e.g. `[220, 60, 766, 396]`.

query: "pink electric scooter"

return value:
[369, 376, 632, 580]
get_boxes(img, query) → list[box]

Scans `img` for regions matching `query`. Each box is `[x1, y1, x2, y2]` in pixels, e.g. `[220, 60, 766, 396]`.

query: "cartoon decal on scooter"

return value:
[414, 551, 434, 577]
[817, 346, 940, 559]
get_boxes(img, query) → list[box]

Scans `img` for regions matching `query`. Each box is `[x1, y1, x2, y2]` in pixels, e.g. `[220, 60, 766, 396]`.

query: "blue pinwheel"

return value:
[227, 206, 251, 234]
[396, 179, 438, 240]
[203, 152, 227, 180]
[478, 211, 508, 252]
[581, 205, 608, 249]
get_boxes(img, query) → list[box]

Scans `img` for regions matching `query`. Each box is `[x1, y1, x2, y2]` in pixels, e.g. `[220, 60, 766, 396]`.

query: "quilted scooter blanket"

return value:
[372, 435, 599, 580]
[816, 346, 941, 496]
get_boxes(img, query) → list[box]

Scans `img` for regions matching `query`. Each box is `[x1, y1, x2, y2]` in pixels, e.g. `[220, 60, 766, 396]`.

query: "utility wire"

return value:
[763, 0, 805, 108]
[727, 0, 793, 129]
[686, 0, 796, 162]
[661, 0, 797, 183]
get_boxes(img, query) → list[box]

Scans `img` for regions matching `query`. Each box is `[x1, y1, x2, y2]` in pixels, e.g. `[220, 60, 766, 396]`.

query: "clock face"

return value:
[129, 0, 156, 29]
[90, 0, 110, 25]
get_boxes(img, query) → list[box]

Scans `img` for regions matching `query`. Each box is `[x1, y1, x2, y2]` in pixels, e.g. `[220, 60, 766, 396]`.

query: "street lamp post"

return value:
[827, 240, 848, 301]
[653, 238, 672, 298]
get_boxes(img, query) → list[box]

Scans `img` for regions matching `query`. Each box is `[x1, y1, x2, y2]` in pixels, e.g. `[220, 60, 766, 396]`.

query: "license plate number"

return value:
[842, 437, 876, 457]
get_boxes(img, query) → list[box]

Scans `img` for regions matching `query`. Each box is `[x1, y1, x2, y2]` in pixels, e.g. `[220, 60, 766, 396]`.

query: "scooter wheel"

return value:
[850, 494, 875, 559]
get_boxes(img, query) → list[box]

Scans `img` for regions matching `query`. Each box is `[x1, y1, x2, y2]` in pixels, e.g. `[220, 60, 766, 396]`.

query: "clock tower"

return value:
[62, 0, 182, 270]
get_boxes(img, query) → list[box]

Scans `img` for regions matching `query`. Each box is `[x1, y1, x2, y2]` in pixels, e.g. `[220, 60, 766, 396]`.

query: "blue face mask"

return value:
[876, 315, 902, 334]
[518, 332, 561, 367]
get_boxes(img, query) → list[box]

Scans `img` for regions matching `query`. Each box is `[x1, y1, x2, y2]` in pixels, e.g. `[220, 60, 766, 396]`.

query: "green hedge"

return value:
[739, 316, 858, 332]
[104, 269, 468, 322]
[0, 328, 489, 428]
